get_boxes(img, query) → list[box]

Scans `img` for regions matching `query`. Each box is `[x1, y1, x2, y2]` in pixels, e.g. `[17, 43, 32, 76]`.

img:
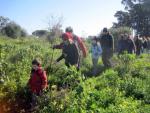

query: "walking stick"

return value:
[49, 47, 55, 72]
[44, 34, 55, 73]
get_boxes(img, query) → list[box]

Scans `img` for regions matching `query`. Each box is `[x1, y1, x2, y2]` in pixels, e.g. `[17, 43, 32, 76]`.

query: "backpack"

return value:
[73, 34, 88, 57]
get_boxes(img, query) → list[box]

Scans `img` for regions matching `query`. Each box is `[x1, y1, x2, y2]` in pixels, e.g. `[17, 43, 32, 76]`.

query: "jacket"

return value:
[56, 43, 79, 66]
[100, 34, 114, 51]
[28, 67, 48, 94]
[91, 44, 102, 59]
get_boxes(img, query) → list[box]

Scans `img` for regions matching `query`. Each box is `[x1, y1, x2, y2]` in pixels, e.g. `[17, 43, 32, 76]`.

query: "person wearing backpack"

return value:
[65, 26, 88, 58]
[65, 27, 88, 69]
[53, 27, 87, 69]
[53, 27, 87, 67]
[91, 36, 102, 75]
[27, 59, 48, 110]
[54, 33, 79, 69]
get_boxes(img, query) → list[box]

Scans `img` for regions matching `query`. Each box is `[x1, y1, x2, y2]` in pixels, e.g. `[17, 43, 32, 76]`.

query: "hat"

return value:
[65, 26, 73, 33]
[92, 36, 97, 41]
[62, 33, 73, 41]
[103, 28, 108, 32]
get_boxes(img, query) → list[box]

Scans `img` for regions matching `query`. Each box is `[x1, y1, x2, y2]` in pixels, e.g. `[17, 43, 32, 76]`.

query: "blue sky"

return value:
[0, 0, 124, 37]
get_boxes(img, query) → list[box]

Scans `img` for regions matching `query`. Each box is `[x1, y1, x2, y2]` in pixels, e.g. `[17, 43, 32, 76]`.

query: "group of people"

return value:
[118, 34, 150, 55]
[53, 26, 88, 70]
[27, 26, 150, 110]
[26, 26, 88, 110]
[27, 27, 115, 98]
[52, 27, 114, 76]
[90, 28, 114, 75]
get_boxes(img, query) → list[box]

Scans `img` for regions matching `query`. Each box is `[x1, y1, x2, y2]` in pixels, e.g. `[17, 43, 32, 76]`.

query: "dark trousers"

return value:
[102, 49, 113, 68]
[136, 48, 141, 55]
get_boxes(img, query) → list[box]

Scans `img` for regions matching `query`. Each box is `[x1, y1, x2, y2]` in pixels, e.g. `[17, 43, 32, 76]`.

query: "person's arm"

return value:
[39, 71, 47, 90]
[56, 54, 65, 62]
[27, 69, 33, 86]
[27, 77, 31, 87]
[53, 43, 63, 49]
[98, 45, 102, 55]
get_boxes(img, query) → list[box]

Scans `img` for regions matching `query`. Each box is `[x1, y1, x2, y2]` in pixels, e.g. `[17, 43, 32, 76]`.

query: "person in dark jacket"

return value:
[54, 33, 79, 69]
[99, 28, 114, 68]
[65, 27, 87, 58]
[117, 34, 127, 55]
[125, 34, 136, 54]
[53, 27, 87, 69]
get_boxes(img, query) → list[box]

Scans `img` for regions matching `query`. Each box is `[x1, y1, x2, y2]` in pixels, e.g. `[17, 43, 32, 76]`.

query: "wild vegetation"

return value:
[0, 36, 150, 113]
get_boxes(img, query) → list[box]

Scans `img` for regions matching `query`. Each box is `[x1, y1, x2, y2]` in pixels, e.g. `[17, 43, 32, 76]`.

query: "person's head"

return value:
[120, 34, 124, 40]
[124, 34, 129, 39]
[134, 35, 138, 40]
[62, 33, 73, 45]
[65, 26, 73, 33]
[32, 59, 41, 70]
[102, 27, 108, 35]
[135, 35, 138, 38]
[92, 36, 97, 44]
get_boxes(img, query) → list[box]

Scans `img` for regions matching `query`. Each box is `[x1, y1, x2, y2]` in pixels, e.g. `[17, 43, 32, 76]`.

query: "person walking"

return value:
[91, 36, 102, 75]
[99, 28, 114, 68]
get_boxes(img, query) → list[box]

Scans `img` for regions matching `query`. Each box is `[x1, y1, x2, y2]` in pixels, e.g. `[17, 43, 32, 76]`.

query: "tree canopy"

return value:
[114, 0, 150, 36]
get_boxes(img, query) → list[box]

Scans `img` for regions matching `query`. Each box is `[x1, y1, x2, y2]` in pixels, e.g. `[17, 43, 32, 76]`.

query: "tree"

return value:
[121, 0, 138, 9]
[0, 16, 10, 31]
[114, 0, 150, 36]
[2, 22, 27, 38]
[46, 15, 63, 43]
[110, 27, 132, 51]
[0, 16, 28, 38]
[21, 29, 27, 37]
[143, 0, 150, 15]
[32, 30, 49, 37]
[113, 11, 131, 28]
[130, 4, 150, 36]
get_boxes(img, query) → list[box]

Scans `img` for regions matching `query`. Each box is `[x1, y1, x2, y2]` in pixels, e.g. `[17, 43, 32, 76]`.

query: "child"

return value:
[28, 59, 48, 110]
[91, 36, 102, 75]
